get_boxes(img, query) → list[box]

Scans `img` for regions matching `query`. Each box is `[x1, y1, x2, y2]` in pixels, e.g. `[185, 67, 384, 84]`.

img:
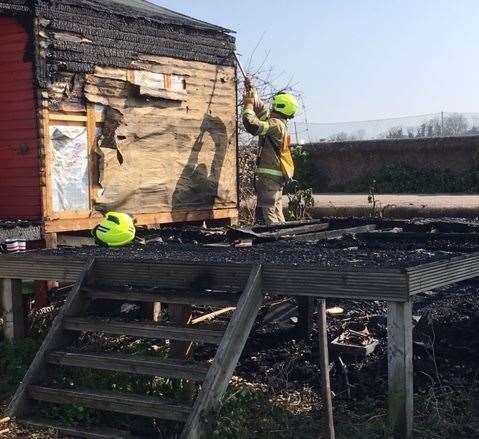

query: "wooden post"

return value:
[224, 216, 239, 226]
[33, 232, 59, 309]
[169, 304, 193, 358]
[318, 299, 335, 439]
[297, 296, 314, 339]
[33, 280, 49, 309]
[145, 301, 162, 323]
[44, 232, 58, 250]
[152, 302, 162, 322]
[46, 233, 58, 294]
[169, 303, 194, 400]
[86, 102, 99, 208]
[1, 279, 25, 341]
[387, 301, 413, 439]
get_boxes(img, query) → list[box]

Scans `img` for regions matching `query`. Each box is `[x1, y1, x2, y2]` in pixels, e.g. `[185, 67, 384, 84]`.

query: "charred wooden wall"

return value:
[1, 0, 238, 223]
[0, 0, 30, 14]
[35, 0, 235, 90]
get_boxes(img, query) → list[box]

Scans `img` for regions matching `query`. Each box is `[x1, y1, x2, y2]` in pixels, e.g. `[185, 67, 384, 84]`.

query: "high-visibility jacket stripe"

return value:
[258, 121, 269, 135]
[256, 167, 283, 177]
[244, 109, 269, 135]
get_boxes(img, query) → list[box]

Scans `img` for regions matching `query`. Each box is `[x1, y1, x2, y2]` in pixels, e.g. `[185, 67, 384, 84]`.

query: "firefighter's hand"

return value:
[243, 87, 255, 106]
[244, 76, 254, 91]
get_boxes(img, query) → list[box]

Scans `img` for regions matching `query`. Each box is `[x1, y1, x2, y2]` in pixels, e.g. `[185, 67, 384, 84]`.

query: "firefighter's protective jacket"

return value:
[243, 93, 289, 183]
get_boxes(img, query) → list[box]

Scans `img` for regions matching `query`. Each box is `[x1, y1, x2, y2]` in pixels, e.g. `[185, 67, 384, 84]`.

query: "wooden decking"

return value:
[2, 251, 479, 301]
[2, 250, 479, 438]
[5, 260, 265, 439]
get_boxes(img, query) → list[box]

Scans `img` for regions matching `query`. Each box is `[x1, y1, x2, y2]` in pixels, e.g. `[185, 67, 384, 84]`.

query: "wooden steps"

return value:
[8, 259, 265, 439]
[63, 317, 224, 344]
[28, 386, 192, 421]
[84, 286, 241, 307]
[47, 350, 209, 381]
[21, 416, 141, 438]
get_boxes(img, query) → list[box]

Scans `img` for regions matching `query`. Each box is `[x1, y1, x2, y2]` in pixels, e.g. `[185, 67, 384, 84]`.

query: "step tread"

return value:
[28, 386, 192, 421]
[20, 416, 140, 438]
[63, 317, 224, 344]
[47, 350, 209, 381]
[84, 286, 240, 307]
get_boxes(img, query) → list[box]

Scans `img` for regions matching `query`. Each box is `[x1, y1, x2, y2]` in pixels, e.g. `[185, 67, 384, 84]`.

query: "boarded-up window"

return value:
[170, 75, 187, 92]
[129, 71, 187, 100]
[50, 125, 89, 212]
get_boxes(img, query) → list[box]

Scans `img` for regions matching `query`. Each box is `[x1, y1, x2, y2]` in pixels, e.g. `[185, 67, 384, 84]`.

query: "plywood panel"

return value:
[84, 59, 237, 215]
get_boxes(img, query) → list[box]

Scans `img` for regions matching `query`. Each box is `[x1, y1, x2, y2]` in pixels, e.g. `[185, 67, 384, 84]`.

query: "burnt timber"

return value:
[5, 260, 265, 439]
[0, 0, 239, 233]
[2, 247, 479, 439]
[1, 249, 479, 300]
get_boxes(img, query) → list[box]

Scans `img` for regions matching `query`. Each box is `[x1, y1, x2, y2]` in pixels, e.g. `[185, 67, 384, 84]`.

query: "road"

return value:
[301, 194, 479, 218]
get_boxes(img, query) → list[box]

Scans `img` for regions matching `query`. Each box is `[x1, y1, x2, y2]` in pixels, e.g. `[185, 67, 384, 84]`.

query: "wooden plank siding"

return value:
[0, 17, 41, 220]
[33, 1, 238, 231]
[0, 3, 238, 230]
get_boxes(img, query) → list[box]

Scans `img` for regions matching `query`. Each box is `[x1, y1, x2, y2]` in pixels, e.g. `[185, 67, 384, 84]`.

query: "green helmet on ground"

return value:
[272, 92, 299, 118]
[93, 212, 136, 247]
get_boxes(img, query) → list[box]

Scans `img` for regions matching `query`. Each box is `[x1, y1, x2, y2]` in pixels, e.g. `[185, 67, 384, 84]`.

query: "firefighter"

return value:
[242, 78, 299, 224]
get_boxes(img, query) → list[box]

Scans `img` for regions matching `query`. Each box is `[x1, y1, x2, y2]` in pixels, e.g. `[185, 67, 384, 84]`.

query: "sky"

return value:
[153, 0, 478, 124]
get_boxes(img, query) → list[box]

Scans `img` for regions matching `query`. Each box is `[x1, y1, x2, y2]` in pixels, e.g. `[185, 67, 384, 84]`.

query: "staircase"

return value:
[8, 258, 264, 439]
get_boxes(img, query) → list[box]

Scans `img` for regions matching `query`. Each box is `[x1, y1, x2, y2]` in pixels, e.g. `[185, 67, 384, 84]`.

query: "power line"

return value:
[294, 111, 479, 143]
[303, 111, 479, 126]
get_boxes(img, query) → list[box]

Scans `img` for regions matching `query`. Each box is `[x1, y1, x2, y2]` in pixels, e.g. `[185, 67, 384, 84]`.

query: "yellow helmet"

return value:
[93, 212, 136, 247]
[272, 92, 299, 118]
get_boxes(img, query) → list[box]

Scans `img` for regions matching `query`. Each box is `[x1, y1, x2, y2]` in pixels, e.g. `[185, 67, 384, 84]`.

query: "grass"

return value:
[2, 335, 479, 438]
[205, 380, 479, 439]
[2, 302, 479, 438]
[0, 338, 40, 395]
[204, 384, 321, 439]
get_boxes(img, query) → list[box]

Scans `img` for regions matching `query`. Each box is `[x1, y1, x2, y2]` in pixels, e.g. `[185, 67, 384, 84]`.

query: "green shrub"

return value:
[343, 163, 479, 194]
[291, 148, 479, 194]
[292, 147, 330, 192]
[286, 188, 314, 221]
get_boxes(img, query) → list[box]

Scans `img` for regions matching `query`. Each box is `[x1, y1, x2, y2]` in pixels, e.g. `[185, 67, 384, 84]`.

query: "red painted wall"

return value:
[0, 17, 41, 220]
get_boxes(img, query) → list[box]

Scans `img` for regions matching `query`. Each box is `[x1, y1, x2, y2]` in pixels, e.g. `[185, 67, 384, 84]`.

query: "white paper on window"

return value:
[171, 75, 186, 92]
[50, 125, 89, 212]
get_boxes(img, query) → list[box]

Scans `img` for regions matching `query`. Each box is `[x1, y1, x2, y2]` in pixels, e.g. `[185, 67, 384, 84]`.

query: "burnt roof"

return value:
[93, 0, 233, 32]
[0, 0, 233, 33]
[1, 0, 236, 85]
[0, 0, 31, 13]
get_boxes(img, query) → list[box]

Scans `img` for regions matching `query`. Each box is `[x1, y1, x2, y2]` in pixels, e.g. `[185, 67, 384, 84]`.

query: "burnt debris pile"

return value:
[42, 216, 479, 269]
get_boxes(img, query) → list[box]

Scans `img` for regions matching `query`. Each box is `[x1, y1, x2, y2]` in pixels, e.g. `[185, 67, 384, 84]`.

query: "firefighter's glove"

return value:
[243, 89, 255, 107]
[243, 77, 257, 106]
